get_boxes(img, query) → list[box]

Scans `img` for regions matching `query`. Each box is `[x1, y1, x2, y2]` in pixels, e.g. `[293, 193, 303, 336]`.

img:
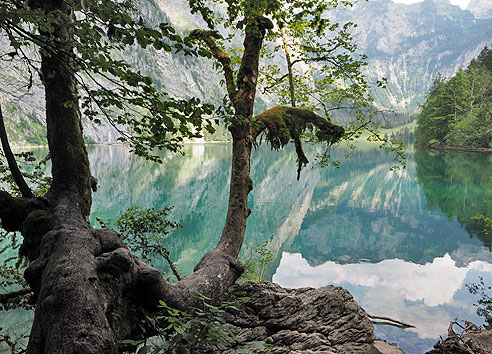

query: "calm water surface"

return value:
[2, 143, 492, 353]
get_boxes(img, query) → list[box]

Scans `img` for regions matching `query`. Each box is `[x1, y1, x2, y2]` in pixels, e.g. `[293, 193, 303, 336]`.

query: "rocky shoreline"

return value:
[214, 281, 492, 354]
[218, 281, 403, 353]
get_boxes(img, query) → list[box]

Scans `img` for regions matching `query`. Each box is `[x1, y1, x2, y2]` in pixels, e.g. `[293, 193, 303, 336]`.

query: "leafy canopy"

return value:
[187, 0, 405, 168]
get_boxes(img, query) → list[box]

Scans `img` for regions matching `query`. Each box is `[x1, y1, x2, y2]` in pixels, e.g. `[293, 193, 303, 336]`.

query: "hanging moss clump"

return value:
[254, 105, 345, 179]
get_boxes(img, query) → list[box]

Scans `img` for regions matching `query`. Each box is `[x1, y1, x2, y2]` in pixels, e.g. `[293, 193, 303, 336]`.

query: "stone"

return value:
[217, 281, 396, 353]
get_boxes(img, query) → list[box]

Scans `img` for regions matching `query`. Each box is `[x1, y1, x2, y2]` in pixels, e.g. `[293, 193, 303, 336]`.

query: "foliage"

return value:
[0, 331, 28, 354]
[257, 0, 405, 168]
[466, 180, 492, 330]
[96, 206, 182, 280]
[472, 214, 492, 236]
[0, 231, 30, 311]
[242, 240, 274, 281]
[123, 295, 269, 354]
[416, 47, 492, 148]
[186, 0, 405, 170]
[0, 151, 48, 312]
[0, 0, 217, 161]
[466, 276, 492, 330]
[0, 151, 51, 197]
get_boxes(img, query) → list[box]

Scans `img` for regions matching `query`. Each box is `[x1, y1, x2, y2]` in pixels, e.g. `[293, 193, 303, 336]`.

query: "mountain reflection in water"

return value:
[1, 143, 491, 354]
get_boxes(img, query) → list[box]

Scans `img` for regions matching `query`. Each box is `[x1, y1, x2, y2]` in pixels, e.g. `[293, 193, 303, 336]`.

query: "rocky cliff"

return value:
[467, 0, 492, 19]
[328, 0, 492, 113]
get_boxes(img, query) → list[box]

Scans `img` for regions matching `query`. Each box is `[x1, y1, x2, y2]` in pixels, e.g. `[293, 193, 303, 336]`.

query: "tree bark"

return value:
[280, 27, 297, 107]
[216, 16, 273, 258]
[35, 1, 93, 218]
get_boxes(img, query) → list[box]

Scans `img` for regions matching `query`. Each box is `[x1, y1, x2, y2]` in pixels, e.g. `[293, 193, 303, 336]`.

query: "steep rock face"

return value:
[328, 0, 492, 113]
[218, 281, 397, 353]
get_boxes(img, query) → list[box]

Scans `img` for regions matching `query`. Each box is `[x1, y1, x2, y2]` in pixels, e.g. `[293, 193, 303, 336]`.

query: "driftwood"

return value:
[426, 320, 492, 354]
[368, 314, 415, 329]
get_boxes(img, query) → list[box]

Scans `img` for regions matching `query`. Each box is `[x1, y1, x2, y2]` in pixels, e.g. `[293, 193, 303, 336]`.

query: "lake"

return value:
[2, 142, 492, 353]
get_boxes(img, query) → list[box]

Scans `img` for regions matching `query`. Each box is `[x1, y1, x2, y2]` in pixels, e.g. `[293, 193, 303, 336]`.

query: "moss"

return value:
[255, 106, 344, 148]
[254, 106, 291, 149]
[254, 105, 345, 178]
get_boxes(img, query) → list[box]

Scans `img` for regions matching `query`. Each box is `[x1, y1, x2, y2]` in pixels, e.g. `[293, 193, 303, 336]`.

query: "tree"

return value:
[416, 48, 492, 148]
[416, 75, 456, 146]
[0, 0, 381, 353]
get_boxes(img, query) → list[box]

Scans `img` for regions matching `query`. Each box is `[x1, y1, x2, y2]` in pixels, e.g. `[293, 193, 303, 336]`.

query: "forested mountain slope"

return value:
[415, 47, 492, 148]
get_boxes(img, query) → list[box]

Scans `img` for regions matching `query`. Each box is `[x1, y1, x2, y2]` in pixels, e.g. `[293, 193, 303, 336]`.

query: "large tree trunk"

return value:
[216, 17, 273, 258]
[21, 1, 120, 353]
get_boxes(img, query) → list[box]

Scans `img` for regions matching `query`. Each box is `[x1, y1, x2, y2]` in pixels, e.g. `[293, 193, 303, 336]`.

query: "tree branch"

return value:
[0, 192, 47, 232]
[0, 287, 32, 304]
[367, 314, 415, 328]
[261, 72, 290, 94]
[0, 104, 35, 199]
[189, 30, 237, 102]
[135, 249, 244, 310]
[253, 106, 345, 179]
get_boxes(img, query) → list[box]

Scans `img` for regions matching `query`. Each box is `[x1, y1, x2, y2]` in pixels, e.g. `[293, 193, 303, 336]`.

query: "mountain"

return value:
[0, 0, 491, 145]
[328, 0, 492, 113]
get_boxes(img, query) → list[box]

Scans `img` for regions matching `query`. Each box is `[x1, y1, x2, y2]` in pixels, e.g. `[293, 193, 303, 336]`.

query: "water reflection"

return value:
[2, 143, 491, 354]
[273, 252, 492, 353]
[415, 148, 492, 249]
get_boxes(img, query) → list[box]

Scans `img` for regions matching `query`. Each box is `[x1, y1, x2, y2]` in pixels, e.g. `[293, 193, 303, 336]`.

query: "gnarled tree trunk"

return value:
[0, 2, 247, 353]
[216, 17, 273, 257]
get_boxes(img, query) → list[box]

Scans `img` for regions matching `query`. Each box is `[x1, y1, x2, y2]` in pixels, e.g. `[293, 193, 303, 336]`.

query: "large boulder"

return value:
[219, 281, 399, 353]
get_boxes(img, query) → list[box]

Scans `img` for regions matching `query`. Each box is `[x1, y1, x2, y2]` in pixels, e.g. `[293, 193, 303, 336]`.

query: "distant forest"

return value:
[415, 47, 492, 149]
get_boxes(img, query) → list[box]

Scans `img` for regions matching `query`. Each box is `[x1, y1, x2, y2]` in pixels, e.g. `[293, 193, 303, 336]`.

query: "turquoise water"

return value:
[2, 143, 492, 353]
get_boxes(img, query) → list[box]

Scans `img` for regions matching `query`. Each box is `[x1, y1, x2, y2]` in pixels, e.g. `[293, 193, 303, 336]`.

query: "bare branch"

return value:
[0, 104, 35, 199]
[0, 287, 32, 304]
[367, 314, 415, 328]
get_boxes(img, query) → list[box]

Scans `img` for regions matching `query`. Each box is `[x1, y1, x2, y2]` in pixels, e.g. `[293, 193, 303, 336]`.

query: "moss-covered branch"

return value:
[189, 29, 236, 101]
[253, 106, 345, 179]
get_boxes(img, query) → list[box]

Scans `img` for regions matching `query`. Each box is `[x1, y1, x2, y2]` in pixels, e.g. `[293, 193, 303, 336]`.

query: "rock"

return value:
[374, 340, 406, 354]
[217, 281, 397, 353]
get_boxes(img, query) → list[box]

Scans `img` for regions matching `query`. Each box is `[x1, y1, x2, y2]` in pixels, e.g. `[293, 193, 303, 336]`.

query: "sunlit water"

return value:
[1, 143, 492, 353]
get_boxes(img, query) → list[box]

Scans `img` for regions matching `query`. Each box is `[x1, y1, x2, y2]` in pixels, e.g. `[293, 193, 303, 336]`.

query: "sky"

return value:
[392, 0, 472, 10]
[273, 252, 492, 339]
